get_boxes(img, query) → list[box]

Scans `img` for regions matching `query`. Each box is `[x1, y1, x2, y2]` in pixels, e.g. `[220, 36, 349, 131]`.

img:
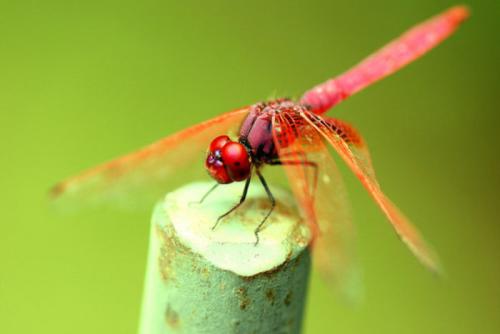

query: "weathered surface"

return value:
[138, 182, 311, 334]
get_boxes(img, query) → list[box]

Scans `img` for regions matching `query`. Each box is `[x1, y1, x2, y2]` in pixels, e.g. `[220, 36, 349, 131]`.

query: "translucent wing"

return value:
[271, 111, 360, 299]
[302, 111, 441, 273]
[52, 107, 249, 210]
[301, 6, 469, 113]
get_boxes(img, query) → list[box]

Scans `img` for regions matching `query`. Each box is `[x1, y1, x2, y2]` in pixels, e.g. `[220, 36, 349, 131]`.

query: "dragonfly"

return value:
[53, 6, 468, 287]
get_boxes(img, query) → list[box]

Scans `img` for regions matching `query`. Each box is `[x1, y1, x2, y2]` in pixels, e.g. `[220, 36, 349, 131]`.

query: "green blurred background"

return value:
[1, 0, 498, 333]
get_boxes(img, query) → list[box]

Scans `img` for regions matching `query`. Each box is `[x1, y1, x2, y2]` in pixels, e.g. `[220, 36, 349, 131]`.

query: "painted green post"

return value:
[138, 182, 312, 334]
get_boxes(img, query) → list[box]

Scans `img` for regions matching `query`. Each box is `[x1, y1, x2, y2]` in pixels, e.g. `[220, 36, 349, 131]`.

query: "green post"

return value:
[138, 182, 312, 334]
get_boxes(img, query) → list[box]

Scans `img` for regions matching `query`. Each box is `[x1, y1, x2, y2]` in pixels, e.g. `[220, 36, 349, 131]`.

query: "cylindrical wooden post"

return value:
[138, 182, 312, 334]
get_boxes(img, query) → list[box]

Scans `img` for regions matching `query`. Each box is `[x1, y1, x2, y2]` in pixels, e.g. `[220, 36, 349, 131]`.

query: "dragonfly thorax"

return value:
[239, 99, 308, 161]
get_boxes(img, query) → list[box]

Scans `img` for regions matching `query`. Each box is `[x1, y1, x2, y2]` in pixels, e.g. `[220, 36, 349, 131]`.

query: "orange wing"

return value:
[301, 111, 441, 273]
[52, 107, 249, 210]
[272, 111, 361, 299]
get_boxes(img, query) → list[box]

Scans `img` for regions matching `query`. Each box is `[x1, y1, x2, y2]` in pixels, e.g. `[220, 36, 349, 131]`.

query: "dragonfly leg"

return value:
[212, 175, 251, 230]
[254, 169, 276, 246]
[198, 182, 219, 204]
[269, 157, 318, 202]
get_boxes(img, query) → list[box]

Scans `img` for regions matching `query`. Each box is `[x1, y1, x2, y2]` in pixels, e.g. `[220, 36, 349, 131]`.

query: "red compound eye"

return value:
[205, 136, 250, 183]
[209, 135, 231, 153]
[205, 154, 232, 184]
[220, 142, 251, 182]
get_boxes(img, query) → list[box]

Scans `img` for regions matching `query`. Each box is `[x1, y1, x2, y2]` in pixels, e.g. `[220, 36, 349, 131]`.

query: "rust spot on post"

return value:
[156, 224, 191, 283]
[284, 291, 293, 306]
[265, 288, 276, 305]
[235, 287, 251, 310]
[165, 304, 180, 329]
[156, 225, 176, 282]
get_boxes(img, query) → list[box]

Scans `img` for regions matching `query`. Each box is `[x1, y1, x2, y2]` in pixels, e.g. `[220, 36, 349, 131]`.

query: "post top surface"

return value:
[162, 182, 311, 276]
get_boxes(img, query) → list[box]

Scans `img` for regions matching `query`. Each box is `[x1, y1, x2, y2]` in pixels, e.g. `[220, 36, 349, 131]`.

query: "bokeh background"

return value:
[1, 0, 498, 333]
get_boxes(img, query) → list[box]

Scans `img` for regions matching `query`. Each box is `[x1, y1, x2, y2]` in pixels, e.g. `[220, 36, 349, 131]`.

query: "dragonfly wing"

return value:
[302, 111, 441, 273]
[272, 112, 361, 299]
[52, 107, 249, 210]
[301, 6, 469, 113]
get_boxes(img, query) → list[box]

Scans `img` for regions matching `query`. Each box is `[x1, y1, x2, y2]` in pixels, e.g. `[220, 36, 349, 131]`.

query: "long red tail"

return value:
[300, 6, 469, 114]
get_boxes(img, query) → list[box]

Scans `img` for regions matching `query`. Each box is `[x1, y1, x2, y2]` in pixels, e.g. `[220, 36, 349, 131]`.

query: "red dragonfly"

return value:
[53, 6, 468, 286]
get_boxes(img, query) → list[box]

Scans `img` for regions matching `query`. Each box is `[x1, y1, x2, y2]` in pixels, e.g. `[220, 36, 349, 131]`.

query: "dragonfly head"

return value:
[205, 135, 251, 184]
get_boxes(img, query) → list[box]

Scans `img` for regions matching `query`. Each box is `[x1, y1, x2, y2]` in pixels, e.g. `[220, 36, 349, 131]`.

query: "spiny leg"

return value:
[254, 169, 276, 246]
[212, 175, 251, 231]
[198, 182, 219, 204]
